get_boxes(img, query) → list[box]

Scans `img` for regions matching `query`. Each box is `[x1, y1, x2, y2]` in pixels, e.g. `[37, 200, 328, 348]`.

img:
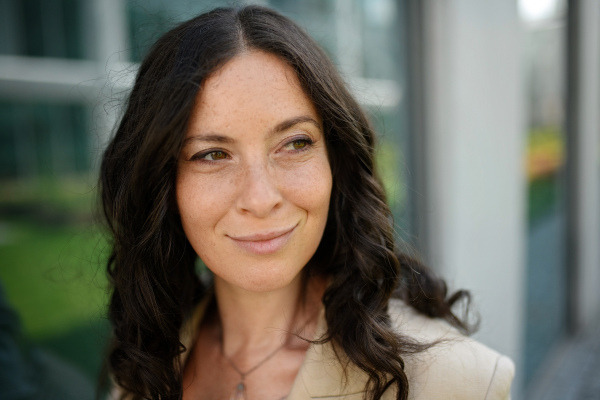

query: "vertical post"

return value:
[86, 0, 130, 163]
[335, 0, 364, 78]
[419, 0, 526, 393]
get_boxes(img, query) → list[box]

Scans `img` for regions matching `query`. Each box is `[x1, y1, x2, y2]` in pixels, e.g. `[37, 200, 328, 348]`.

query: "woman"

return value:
[100, 5, 514, 400]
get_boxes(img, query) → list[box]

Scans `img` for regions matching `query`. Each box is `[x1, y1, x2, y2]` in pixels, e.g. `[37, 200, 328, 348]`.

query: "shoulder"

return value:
[386, 298, 515, 400]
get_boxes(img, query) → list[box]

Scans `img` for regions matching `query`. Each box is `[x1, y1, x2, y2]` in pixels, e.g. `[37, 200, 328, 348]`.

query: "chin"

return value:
[214, 262, 305, 294]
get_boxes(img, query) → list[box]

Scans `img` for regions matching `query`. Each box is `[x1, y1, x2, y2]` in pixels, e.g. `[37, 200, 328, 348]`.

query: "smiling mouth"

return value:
[228, 225, 297, 255]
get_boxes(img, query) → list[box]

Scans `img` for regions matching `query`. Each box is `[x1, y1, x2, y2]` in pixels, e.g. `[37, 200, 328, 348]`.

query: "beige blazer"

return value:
[176, 296, 515, 400]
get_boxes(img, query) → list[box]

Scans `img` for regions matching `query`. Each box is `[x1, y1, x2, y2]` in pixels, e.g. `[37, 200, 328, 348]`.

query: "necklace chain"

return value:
[220, 337, 287, 400]
[219, 312, 316, 400]
[220, 339, 287, 380]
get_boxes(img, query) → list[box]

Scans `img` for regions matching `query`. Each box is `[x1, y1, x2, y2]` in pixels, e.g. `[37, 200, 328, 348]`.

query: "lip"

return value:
[228, 225, 297, 255]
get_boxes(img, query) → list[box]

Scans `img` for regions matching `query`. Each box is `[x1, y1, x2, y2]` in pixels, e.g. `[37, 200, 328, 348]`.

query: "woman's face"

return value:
[176, 51, 332, 293]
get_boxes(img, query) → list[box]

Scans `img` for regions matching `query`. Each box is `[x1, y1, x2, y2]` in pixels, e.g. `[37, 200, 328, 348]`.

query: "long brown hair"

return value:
[100, 6, 473, 400]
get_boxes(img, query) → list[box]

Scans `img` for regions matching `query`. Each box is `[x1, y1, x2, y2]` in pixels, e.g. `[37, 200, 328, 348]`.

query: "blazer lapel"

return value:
[287, 310, 370, 400]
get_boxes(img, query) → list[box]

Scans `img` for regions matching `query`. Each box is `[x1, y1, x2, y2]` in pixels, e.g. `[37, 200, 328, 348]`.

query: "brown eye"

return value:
[282, 137, 313, 152]
[292, 140, 307, 149]
[210, 151, 227, 160]
[192, 150, 229, 162]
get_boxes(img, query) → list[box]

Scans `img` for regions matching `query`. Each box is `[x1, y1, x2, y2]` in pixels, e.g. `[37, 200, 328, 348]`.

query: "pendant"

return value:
[230, 382, 246, 400]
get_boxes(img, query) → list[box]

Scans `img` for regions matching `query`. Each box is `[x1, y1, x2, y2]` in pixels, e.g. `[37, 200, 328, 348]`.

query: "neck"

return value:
[213, 272, 324, 357]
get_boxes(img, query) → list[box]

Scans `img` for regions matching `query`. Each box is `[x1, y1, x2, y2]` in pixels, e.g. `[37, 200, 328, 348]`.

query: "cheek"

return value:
[283, 156, 332, 220]
[175, 171, 236, 248]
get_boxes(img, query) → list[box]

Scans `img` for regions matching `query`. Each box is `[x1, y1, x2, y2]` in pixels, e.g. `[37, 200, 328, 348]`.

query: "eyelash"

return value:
[189, 149, 229, 163]
[189, 137, 314, 163]
[282, 137, 314, 153]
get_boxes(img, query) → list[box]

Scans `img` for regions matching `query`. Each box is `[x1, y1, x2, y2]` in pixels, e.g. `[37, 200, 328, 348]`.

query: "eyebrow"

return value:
[183, 115, 321, 145]
[272, 115, 321, 135]
[183, 134, 235, 145]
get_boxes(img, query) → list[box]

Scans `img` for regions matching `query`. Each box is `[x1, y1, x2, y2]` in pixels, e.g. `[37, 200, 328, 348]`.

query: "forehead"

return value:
[187, 51, 320, 134]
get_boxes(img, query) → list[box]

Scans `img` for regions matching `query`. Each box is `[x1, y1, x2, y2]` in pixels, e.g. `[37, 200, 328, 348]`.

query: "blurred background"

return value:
[0, 0, 598, 399]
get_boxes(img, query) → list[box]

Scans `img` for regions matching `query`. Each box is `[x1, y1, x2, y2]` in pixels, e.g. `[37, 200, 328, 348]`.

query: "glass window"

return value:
[0, 101, 90, 178]
[0, 0, 84, 59]
[519, 0, 569, 386]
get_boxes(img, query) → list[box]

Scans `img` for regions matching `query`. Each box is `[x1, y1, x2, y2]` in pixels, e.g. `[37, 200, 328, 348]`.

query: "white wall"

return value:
[421, 0, 527, 392]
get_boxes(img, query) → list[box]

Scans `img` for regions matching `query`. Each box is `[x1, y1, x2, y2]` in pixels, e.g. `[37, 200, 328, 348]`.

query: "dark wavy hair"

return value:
[100, 5, 473, 400]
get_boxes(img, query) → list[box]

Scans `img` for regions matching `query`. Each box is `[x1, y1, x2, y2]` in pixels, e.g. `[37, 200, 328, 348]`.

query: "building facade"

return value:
[0, 0, 598, 398]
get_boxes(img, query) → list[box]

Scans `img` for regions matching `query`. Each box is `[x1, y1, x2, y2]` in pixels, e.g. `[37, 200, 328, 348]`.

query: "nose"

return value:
[236, 162, 283, 218]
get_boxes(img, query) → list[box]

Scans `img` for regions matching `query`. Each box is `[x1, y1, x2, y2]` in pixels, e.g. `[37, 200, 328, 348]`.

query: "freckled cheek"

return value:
[175, 172, 239, 237]
[279, 158, 332, 215]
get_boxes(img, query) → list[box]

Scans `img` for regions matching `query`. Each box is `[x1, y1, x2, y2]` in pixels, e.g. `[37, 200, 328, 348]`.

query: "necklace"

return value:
[221, 338, 287, 400]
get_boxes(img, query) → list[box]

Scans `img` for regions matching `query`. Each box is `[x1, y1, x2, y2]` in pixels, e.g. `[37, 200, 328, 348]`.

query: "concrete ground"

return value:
[526, 321, 600, 400]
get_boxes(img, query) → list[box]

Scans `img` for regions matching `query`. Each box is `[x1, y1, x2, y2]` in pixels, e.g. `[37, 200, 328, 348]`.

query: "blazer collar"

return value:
[179, 293, 370, 399]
